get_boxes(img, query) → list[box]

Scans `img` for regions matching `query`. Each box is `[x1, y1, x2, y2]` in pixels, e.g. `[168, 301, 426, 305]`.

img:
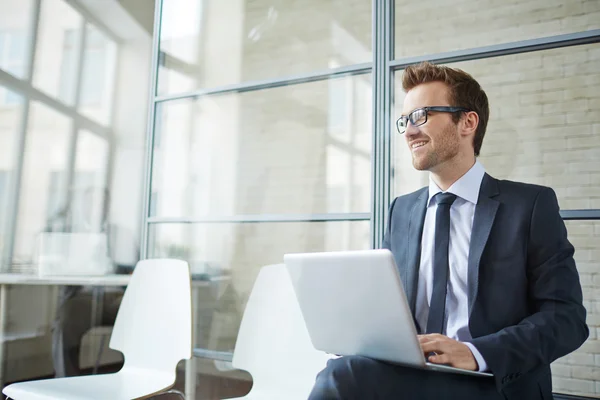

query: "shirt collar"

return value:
[427, 161, 486, 206]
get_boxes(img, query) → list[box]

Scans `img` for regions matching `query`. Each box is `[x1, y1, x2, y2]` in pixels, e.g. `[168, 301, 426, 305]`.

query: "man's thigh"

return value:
[312, 356, 501, 400]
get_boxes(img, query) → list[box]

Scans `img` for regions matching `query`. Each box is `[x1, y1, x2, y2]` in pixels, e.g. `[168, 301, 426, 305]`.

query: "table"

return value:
[0, 273, 222, 400]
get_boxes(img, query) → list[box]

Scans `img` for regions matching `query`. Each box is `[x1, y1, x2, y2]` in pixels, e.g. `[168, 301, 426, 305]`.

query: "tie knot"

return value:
[436, 192, 457, 206]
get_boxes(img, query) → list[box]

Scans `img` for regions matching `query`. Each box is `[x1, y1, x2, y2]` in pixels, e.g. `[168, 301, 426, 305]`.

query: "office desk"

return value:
[0, 273, 222, 400]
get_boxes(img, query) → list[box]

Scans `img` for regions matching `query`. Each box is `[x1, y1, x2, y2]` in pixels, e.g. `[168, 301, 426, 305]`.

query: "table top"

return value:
[0, 273, 227, 286]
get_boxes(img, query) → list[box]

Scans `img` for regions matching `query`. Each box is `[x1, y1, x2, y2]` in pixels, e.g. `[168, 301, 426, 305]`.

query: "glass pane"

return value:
[152, 75, 372, 217]
[392, 44, 600, 209]
[71, 131, 109, 232]
[79, 24, 117, 125]
[158, 0, 372, 94]
[551, 220, 600, 398]
[395, 0, 600, 59]
[148, 220, 370, 351]
[1, 3, 151, 387]
[0, 87, 23, 269]
[13, 102, 71, 271]
[33, 0, 82, 104]
[0, 0, 34, 79]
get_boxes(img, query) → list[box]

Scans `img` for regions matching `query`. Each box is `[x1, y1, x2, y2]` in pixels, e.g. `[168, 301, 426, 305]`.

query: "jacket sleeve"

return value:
[470, 187, 589, 388]
[381, 197, 398, 251]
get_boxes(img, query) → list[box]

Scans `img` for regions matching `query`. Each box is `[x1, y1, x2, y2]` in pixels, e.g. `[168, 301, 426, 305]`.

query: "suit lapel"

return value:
[406, 189, 428, 316]
[468, 174, 500, 317]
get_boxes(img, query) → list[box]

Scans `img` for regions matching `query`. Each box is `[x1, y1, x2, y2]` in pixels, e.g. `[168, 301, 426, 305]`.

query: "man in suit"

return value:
[308, 62, 588, 399]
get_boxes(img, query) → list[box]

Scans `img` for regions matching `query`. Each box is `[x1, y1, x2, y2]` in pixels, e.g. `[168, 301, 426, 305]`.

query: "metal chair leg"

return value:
[165, 389, 185, 399]
[149, 389, 185, 399]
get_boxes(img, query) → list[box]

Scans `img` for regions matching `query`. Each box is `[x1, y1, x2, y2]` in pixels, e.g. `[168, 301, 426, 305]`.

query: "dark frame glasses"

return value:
[396, 106, 471, 134]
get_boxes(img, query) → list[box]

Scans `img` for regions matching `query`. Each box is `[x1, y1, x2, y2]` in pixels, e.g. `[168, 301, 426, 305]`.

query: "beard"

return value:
[411, 125, 460, 171]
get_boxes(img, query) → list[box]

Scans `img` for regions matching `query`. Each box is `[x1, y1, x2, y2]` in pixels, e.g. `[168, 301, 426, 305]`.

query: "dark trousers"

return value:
[308, 356, 503, 400]
[52, 287, 124, 377]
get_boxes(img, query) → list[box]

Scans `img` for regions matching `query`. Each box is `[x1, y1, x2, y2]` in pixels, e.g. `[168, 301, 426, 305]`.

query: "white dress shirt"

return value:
[415, 160, 489, 372]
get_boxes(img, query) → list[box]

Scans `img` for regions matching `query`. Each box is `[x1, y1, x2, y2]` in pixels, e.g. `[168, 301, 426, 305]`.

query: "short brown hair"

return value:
[402, 62, 489, 156]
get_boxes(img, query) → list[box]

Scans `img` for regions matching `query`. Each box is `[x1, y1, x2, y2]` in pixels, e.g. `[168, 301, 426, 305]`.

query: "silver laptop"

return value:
[284, 249, 492, 378]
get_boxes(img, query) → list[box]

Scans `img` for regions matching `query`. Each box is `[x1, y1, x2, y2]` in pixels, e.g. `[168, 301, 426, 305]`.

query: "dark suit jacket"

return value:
[382, 173, 588, 400]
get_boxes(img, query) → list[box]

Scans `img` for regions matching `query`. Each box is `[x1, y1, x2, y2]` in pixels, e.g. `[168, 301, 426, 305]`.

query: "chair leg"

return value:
[149, 389, 185, 399]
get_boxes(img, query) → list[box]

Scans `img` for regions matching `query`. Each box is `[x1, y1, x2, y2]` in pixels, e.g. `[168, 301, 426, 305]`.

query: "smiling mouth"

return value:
[410, 141, 428, 150]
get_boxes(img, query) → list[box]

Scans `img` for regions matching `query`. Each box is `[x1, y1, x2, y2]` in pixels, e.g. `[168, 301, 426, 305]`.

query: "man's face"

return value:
[402, 82, 461, 172]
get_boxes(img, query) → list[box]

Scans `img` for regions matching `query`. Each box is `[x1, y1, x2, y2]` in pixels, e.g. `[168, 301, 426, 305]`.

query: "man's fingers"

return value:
[420, 339, 451, 354]
[428, 353, 451, 365]
[419, 334, 444, 340]
[418, 334, 444, 344]
[420, 341, 437, 353]
[417, 335, 432, 344]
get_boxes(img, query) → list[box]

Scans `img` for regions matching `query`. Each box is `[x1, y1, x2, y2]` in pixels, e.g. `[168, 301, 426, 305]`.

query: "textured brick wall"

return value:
[466, 46, 600, 398]
[550, 221, 600, 396]
[395, 0, 600, 58]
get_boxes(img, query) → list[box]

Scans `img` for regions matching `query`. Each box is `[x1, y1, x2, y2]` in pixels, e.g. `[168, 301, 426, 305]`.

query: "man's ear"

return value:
[460, 111, 479, 137]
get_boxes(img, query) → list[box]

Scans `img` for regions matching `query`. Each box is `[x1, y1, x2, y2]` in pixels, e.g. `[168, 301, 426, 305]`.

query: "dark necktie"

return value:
[426, 192, 457, 334]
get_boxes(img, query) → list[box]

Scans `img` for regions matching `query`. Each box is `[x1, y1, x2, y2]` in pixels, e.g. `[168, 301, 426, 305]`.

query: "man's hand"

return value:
[418, 334, 478, 371]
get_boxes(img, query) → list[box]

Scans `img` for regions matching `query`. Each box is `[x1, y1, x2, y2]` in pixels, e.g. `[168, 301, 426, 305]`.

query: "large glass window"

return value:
[79, 24, 117, 125]
[148, 220, 370, 352]
[33, 0, 83, 104]
[13, 102, 71, 270]
[152, 1, 600, 397]
[0, 87, 23, 268]
[394, 0, 600, 59]
[158, 0, 372, 94]
[0, 0, 150, 390]
[71, 130, 110, 232]
[152, 74, 372, 217]
[0, 0, 34, 79]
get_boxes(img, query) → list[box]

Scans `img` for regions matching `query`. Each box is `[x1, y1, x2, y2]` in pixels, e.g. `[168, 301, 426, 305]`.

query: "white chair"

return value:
[230, 264, 332, 399]
[3, 259, 192, 400]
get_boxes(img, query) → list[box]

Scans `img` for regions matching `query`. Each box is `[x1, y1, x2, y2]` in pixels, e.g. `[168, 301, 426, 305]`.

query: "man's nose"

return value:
[404, 121, 420, 137]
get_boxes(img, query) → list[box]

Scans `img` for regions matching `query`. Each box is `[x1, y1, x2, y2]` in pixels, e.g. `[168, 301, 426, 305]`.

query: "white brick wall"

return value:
[552, 221, 600, 395]
[394, 0, 600, 58]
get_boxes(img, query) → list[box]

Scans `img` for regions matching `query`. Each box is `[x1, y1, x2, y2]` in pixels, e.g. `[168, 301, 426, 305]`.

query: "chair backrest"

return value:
[232, 264, 331, 395]
[110, 259, 192, 372]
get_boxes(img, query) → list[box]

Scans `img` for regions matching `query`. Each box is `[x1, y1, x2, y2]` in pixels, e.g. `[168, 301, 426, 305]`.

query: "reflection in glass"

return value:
[72, 131, 110, 232]
[0, 87, 23, 269]
[551, 220, 600, 397]
[392, 44, 600, 209]
[395, 0, 600, 58]
[0, 0, 151, 389]
[158, 0, 372, 94]
[33, 0, 83, 104]
[0, 0, 34, 79]
[13, 102, 71, 271]
[152, 74, 372, 217]
[79, 24, 117, 125]
[148, 220, 370, 351]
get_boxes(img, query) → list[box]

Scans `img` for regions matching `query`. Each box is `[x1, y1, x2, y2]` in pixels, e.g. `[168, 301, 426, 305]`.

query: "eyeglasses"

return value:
[396, 106, 471, 134]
